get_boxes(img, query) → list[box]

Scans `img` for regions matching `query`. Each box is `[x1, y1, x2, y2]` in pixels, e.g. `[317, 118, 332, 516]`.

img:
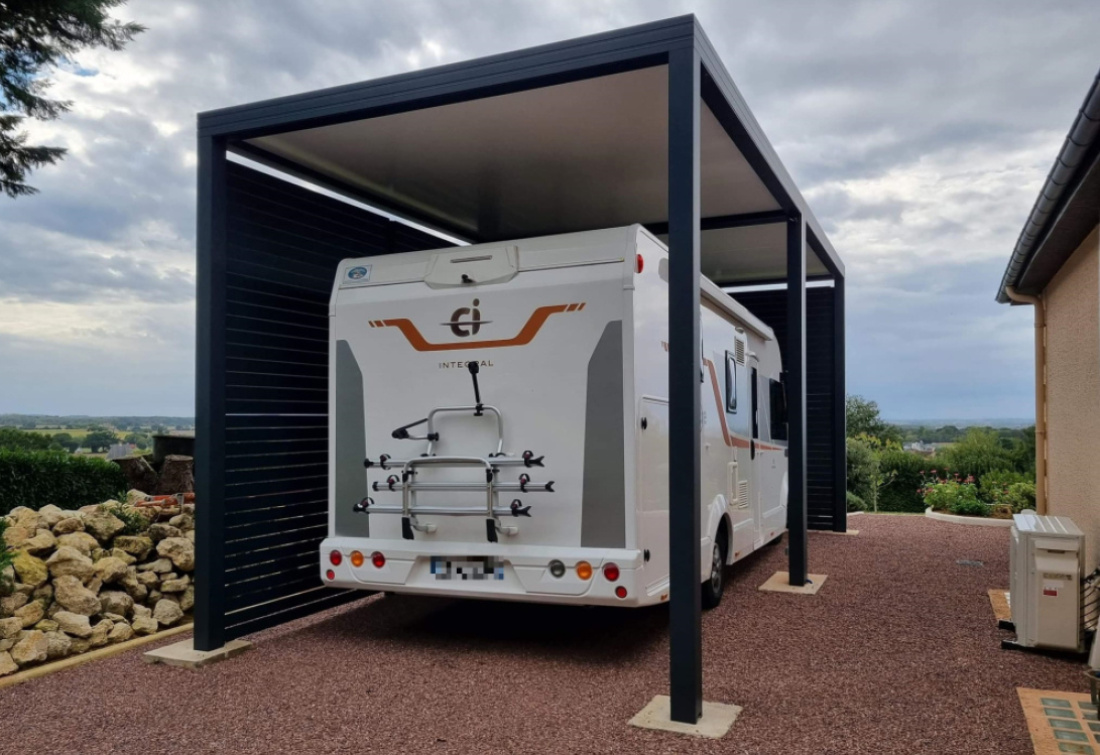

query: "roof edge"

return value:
[997, 69, 1100, 303]
[197, 15, 696, 138]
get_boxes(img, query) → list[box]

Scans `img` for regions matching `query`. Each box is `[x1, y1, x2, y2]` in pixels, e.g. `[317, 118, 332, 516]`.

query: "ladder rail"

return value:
[373, 480, 555, 493]
[399, 456, 496, 519]
[424, 405, 504, 456]
[359, 390, 550, 541]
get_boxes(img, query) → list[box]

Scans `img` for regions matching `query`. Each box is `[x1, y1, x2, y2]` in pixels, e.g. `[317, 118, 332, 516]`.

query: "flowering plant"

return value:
[918, 469, 987, 516]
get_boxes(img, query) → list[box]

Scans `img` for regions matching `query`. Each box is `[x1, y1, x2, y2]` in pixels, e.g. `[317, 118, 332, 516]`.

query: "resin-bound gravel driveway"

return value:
[1, 515, 1084, 754]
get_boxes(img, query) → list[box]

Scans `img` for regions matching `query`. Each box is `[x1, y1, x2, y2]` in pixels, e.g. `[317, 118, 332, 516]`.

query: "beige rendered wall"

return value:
[1044, 224, 1100, 567]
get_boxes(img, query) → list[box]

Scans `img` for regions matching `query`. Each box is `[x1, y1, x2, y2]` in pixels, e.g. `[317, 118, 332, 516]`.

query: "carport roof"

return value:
[198, 15, 842, 284]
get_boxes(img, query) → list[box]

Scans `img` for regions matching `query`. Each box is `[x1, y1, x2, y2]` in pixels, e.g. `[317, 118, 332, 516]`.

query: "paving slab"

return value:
[143, 637, 252, 668]
[758, 570, 828, 595]
[629, 694, 741, 738]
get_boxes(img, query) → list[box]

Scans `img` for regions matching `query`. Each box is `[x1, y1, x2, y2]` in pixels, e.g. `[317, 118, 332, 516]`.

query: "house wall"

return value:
[1044, 224, 1100, 566]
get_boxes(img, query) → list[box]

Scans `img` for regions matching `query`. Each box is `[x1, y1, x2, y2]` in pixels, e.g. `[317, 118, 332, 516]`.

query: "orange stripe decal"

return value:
[703, 359, 784, 451]
[705, 359, 741, 448]
[379, 304, 578, 352]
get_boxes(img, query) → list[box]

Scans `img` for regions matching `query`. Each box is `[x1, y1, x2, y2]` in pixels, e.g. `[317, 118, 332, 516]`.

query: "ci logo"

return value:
[447, 299, 491, 337]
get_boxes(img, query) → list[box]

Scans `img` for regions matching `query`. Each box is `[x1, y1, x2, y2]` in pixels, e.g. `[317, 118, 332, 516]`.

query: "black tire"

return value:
[701, 531, 728, 609]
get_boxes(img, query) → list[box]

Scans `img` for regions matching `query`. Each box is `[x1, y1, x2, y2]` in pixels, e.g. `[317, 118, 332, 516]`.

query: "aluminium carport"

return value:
[194, 15, 845, 724]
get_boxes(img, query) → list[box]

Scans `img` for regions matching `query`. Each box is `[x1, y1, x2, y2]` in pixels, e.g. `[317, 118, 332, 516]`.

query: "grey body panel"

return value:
[580, 320, 626, 548]
[334, 339, 369, 537]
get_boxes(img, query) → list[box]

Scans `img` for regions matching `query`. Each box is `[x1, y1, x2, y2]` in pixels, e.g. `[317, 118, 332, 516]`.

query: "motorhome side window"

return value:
[769, 377, 788, 440]
[724, 352, 737, 412]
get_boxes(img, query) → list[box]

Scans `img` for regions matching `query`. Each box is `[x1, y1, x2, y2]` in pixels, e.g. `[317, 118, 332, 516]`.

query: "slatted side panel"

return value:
[733, 287, 840, 530]
[220, 162, 451, 639]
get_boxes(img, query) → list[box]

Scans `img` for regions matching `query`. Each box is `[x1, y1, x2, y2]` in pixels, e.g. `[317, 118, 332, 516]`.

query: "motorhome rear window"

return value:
[769, 378, 788, 440]
[724, 352, 737, 412]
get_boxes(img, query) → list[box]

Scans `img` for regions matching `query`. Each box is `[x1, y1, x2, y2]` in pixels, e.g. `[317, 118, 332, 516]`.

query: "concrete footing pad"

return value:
[758, 571, 828, 595]
[989, 589, 1011, 622]
[143, 638, 252, 669]
[628, 695, 742, 739]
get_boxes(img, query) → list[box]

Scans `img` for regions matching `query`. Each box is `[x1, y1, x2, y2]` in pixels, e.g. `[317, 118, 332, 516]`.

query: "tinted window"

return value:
[770, 377, 788, 441]
[724, 352, 737, 412]
[751, 367, 759, 439]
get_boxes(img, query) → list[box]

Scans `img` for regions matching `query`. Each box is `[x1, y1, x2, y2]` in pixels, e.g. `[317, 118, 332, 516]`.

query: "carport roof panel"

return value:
[244, 66, 780, 241]
[656, 225, 832, 283]
[200, 14, 842, 277]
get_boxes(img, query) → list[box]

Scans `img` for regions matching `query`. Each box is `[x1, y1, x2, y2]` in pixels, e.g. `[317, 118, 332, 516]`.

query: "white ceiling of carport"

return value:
[247, 65, 826, 282]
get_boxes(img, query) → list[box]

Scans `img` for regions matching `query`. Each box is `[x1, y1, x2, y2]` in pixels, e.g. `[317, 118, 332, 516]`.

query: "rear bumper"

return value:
[320, 537, 656, 607]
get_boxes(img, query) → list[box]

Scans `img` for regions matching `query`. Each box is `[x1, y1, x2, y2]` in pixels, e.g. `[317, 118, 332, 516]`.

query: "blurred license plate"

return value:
[430, 556, 504, 581]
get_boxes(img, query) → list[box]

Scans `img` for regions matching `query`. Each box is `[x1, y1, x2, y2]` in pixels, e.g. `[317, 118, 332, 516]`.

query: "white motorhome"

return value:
[321, 225, 788, 608]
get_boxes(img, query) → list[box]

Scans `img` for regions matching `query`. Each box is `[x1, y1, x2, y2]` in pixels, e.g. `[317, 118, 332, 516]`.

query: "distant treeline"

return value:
[0, 415, 194, 431]
[897, 425, 1033, 444]
[845, 396, 1036, 514]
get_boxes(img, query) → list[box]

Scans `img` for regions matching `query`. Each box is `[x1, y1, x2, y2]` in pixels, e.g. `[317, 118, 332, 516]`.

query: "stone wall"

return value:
[0, 493, 195, 677]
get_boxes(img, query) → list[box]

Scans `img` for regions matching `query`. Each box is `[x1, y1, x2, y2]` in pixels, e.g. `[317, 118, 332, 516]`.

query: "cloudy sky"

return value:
[1, 0, 1097, 421]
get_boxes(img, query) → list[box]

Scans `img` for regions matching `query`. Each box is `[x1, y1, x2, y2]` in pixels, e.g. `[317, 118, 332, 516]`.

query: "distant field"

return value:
[22, 428, 107, 441]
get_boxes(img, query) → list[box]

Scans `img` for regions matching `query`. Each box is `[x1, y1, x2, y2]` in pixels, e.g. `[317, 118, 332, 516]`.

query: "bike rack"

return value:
[355, 362, 554, 542]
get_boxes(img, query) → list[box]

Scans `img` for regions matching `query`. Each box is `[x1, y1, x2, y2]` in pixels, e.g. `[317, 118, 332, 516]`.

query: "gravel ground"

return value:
[1, 514, 1088, 754]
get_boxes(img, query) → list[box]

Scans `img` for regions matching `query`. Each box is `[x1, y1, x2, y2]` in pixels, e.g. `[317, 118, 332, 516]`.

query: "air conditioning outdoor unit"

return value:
[1007, 513, 1086, 653]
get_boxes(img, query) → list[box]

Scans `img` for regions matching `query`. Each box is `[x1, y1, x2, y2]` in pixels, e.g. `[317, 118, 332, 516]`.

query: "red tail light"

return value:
[325, 569, 335, 581]
[603, 563, 620, 581]
[615, 586, 627, 599]
[329, 550, 342, 566]
[636, 254, 644, 273]
[371, 551, 386, 568]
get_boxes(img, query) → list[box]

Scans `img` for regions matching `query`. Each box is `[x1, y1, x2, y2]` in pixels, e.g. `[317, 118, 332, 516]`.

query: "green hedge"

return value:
[846, 491, 866, 512]
[936, 430, 1017, 481]
[846, 437, 877, 507]
[877, 449, 927, 512]
[0, 450, 126, 516]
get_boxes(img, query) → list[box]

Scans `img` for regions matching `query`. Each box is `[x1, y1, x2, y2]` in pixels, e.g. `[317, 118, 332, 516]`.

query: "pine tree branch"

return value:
[0, 0, 144, 196]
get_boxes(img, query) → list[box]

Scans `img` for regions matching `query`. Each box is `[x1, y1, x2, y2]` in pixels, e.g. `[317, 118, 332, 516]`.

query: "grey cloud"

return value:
[2, 0, 1094, 418]
[0, 222, 193, 302]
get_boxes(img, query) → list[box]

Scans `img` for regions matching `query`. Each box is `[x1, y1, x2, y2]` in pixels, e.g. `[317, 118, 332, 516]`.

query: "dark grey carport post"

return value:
[194, 134, 229, 651]
[832, 273, 847, 532]
[667, 45, 703, 724]
[786, 214, 808, 586]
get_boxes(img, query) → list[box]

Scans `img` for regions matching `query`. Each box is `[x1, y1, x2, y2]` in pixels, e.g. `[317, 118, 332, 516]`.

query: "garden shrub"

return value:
[935, 428, 1016, 480]
[949, 495, 990, 517]
[0, 449, 126, 515]
[921, 479, 988, 516]
[846, 491, 866, 512]
[99, 500, 151, 535]
[875, 449, 927, 512]
[999, 482, 1037, 513]
[978, 469, 1034, 503]
[980, 469, 1033, 488]
[0, 428, 51, 452]
[846, 437, 877, 507]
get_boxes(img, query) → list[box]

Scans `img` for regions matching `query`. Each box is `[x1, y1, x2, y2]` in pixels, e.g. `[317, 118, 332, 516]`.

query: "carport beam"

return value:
[667, 45, 703, 725]
[787, 214, 808, 585]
